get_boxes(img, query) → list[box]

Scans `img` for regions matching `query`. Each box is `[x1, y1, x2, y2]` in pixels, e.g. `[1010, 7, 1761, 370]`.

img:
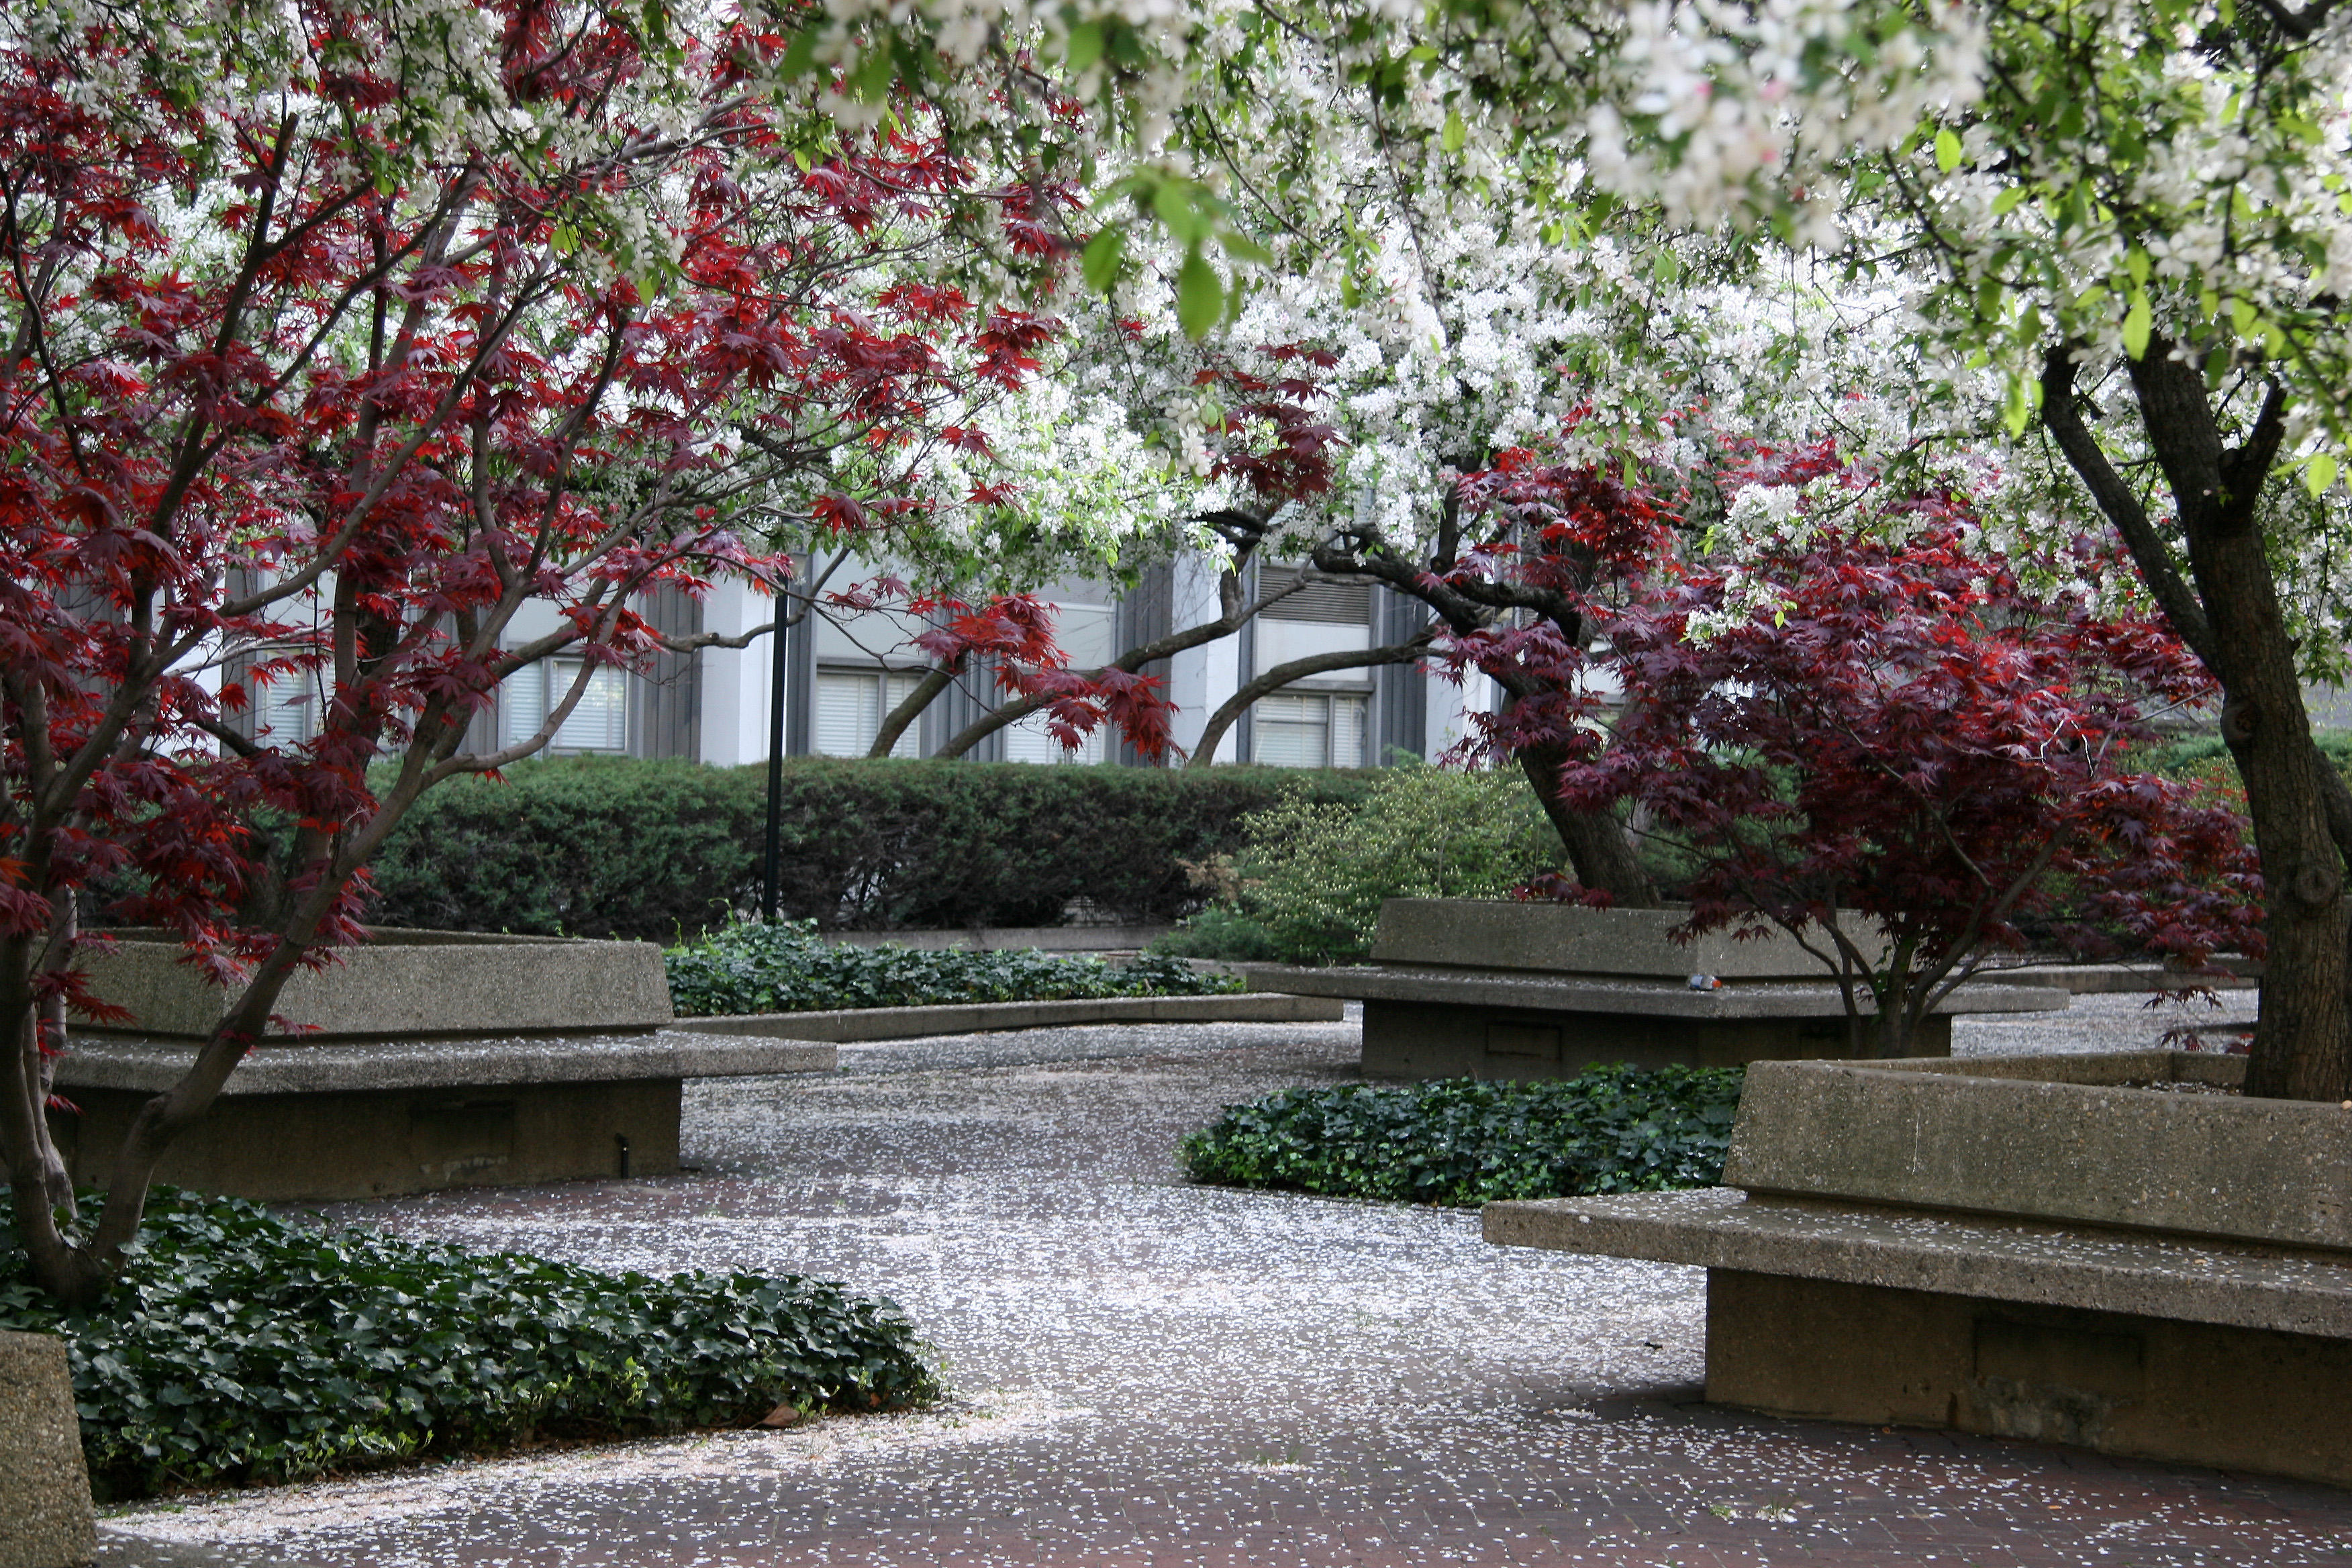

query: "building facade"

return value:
[559, 555, 1490, 771]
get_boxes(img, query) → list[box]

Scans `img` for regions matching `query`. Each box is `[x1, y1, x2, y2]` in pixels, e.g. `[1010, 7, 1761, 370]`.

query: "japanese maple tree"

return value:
[1455, 453, 2263, 1056]
[0, 0, 1094, 1304]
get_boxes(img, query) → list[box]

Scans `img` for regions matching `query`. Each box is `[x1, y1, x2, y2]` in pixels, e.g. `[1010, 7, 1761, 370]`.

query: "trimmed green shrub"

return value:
[364, 755, 1377, 940]
[1156, 764, 1561, 965]
[0, 1187, 936, 1498]
[1179, 1066, 1744, 1206]
[663, 920, 1241, 1016]
[1148, 905, 1285, 963]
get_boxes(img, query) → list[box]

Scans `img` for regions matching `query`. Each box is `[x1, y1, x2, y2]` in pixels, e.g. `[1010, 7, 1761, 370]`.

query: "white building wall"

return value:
[695, 579, 773, 767]
[641, 549, 1514, 772]
[1425, 669, 1493, 765]
[1165, 553, 1240, 763]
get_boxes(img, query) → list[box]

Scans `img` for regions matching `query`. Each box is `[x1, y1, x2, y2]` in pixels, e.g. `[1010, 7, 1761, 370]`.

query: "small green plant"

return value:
[1180, 1066, 1744, 1206]
[663, 920, 1242, 1017]
[0, 1187, 936, 1498]
[1146, 904, 1284, 962]
[1157, 764, 1561, 966]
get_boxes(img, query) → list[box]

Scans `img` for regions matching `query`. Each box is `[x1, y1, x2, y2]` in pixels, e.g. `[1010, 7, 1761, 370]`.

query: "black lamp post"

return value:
[760, 604, 788, 922]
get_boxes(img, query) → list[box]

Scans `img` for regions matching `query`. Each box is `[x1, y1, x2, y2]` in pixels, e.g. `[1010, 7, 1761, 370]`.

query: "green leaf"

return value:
[1064, 21, 1104, 74]
[1081, 228, 1124, 293]
[1934, 128, 1963, 172]
[2002, 373, 2034, 436]
[1441, 108, 1467, 154]
[1176, 250, 1223, 338]
[2121, 290, 2153, 360]
[1152, 178, 1212, 243]
[2305, 454, 2341, 496]
[1216, 228, 1274, 265]
[849, 44, 893, 103]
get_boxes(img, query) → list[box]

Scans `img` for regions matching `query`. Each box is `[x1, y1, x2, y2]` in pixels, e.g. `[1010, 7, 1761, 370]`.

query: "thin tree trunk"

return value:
[32, 899, 75, 1216]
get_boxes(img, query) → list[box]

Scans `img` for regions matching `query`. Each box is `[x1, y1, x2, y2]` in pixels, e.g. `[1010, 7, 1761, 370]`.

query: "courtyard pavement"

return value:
[94, 993, 2350, 1568]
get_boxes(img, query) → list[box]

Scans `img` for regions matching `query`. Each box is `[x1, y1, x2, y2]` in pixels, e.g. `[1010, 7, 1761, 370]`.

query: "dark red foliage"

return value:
[1444, 451, 2263, 1055]
[0, 0, 1069, 1300]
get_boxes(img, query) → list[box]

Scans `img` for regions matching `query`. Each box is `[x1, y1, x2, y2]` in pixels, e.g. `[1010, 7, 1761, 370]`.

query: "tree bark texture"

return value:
[2044, 343, 2349, 1099]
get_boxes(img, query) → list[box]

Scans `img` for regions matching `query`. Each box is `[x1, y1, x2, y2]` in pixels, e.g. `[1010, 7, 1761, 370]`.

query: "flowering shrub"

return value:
[1161, 765, 1560, 965]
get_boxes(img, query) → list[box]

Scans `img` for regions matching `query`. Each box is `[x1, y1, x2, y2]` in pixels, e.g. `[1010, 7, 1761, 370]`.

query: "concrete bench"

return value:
[1241, 899, 2068, 1077]
[48, 930, 833, 1202]
[1485, 1050, 2352, 1486]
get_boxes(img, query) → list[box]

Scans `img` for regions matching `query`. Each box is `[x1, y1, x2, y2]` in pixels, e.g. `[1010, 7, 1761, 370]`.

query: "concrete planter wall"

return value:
[50, 931, 823, 1202]
[78, 928, 671, 1040]
[1244, 899, 2063, 1079]
[1488, 1050, 2352, 1486]
[0, 1330, 95, 1568]
[1367, 899, 1884, 979]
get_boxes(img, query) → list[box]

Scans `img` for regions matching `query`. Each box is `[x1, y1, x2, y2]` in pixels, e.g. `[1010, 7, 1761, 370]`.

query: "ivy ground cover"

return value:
[665, 920, 1241, 1017]
[0, 1188, 935, 1498]
[1181, 1067, 1743, 1207]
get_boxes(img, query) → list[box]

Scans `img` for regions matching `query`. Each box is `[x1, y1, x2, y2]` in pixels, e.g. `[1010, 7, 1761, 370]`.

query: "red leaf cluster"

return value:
[1440, 444, 2262, 1047]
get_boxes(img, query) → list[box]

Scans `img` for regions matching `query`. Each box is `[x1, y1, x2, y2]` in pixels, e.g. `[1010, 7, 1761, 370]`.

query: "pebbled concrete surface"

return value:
[95, 999, 2352, 1567]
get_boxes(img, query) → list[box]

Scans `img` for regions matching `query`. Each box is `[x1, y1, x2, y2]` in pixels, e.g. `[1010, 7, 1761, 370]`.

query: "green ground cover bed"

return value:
[0, 1187, 935, 1498]
[665, 919, 1241, 1017]
[1181, 1066, 1744, 1206]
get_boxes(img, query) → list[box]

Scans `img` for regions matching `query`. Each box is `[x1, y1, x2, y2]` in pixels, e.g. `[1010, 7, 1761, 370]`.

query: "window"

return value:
[1003, 709, 1106, 765]
[816, 670, 921, 757]
[1254, 691, 1367, 769]
[1258, 566, 1374, 624]
[248, 666, 330, 745]
[502, 658, 630, 752]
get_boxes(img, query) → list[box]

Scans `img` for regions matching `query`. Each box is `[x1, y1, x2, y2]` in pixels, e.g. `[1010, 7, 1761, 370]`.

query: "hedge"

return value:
[362, 755, 1378, 941]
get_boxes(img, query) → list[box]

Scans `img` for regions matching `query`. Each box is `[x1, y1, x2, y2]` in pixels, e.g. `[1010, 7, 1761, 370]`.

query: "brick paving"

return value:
[97, 1005, 2352, 1567]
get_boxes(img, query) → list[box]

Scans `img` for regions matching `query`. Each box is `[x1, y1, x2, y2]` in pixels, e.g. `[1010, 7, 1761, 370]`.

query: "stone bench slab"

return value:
[1240, 965, 2068, 1019]
[51, 1029, 834, 1097]
[1484, 1188, 2352, 1340]
[669, 991, 1343, 1043]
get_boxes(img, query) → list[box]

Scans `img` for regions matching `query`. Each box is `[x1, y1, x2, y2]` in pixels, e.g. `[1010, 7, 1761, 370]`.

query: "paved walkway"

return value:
[97, 999, 2349, 1568]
